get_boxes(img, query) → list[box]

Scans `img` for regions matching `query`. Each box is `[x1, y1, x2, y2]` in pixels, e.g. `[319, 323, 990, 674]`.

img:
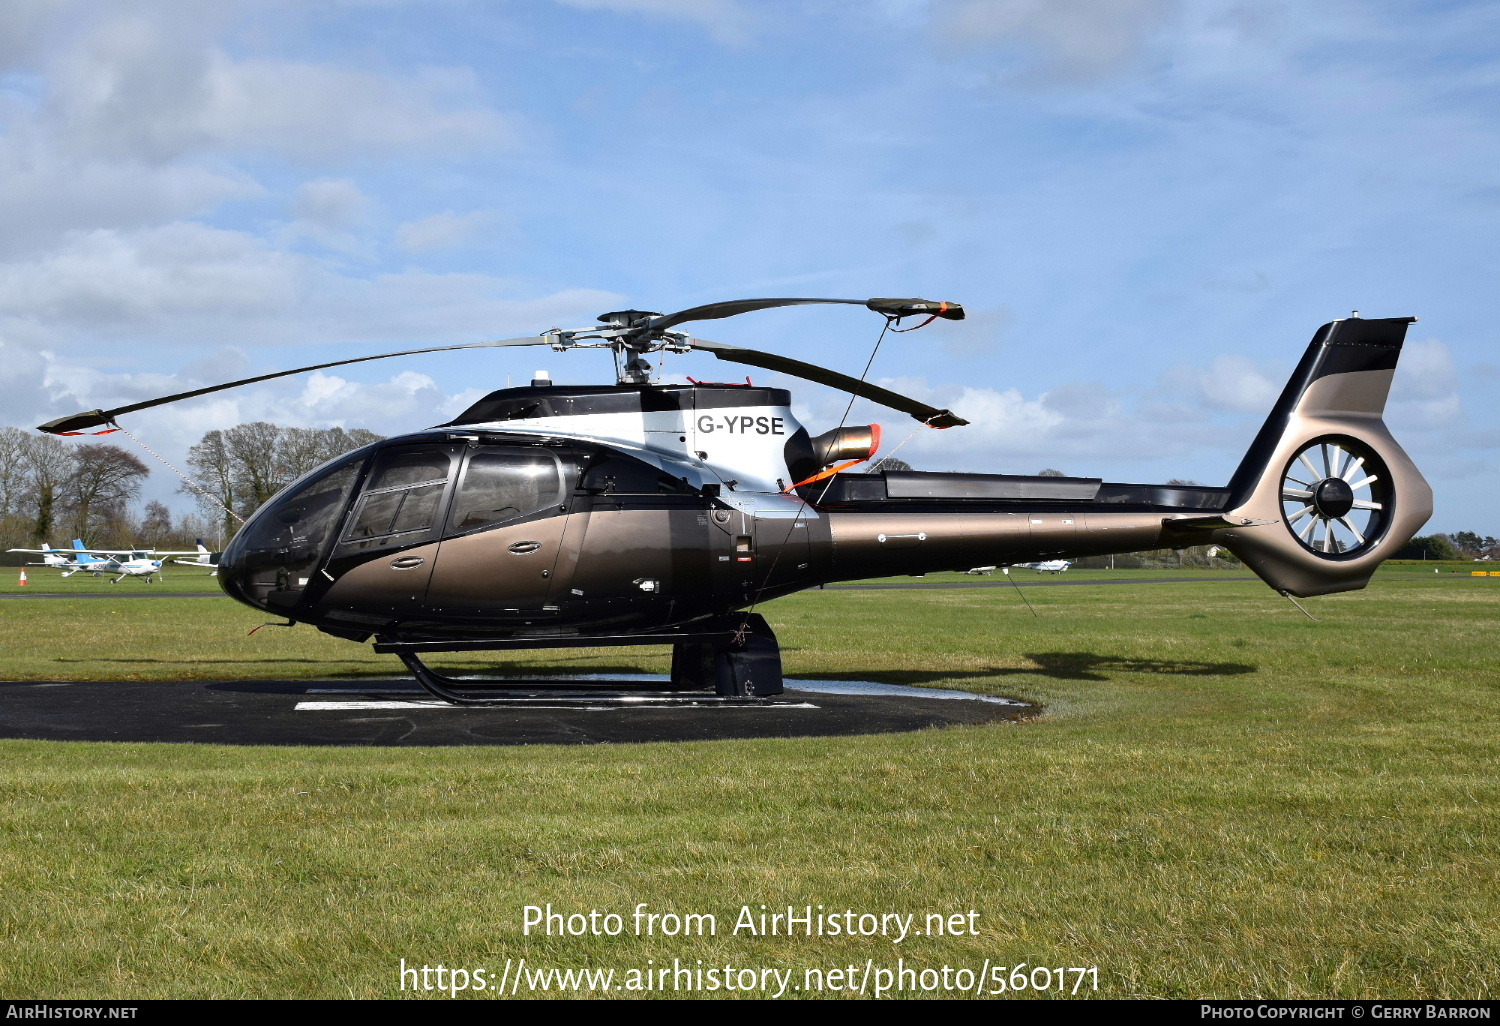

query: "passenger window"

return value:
[343, 449, 452, 548]
[449, 451, 563, 532]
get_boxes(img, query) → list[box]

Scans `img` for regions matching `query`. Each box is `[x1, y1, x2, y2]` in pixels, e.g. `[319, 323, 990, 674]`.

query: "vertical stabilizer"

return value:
[1216, 316, 1432, 597]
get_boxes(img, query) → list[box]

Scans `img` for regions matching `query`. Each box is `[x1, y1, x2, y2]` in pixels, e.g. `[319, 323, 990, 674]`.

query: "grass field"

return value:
[0, 574, 1496, 999]
[1, 570, 223, 594]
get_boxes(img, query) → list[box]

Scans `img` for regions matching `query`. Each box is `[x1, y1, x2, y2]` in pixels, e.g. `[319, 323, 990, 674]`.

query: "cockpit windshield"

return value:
[219, 450, 368, 610]
[238, 460, 362, 569]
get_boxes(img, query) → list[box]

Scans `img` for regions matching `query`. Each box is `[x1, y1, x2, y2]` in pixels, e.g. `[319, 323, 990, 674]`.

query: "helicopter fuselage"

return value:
[216, 383, 1231, 645]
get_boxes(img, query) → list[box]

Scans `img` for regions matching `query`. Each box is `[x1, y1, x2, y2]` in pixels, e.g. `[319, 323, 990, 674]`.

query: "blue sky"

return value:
[1, 0, 1495, 531]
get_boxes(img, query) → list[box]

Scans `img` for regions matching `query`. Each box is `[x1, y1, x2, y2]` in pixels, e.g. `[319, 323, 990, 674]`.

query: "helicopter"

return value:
[38, 297, 1432, 704]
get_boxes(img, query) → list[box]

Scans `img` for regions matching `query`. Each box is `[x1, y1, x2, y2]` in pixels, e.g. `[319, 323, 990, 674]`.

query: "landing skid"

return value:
[380, 614, 786, 706]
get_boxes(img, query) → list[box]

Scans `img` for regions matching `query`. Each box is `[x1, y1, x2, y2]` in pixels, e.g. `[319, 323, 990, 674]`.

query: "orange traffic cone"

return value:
[18, 569, 27, 587]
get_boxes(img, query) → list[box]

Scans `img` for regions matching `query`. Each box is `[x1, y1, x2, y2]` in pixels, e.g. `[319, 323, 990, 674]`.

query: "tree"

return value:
[185, 423, 385, 530]
[141, 500, 173, 544]
[1037, 468, 1065, 477]
[184, 430, 239, 540]
[0, 426, 29, 521]
[276, 426, 382, 483]
[1449, 532, 1498, 559]
[61, 444, 149, 540]
[870, 456, 912, 473]
[1394, 535, 1460, 560]
[225, 422, 284, 512]
[22, 433, 72, 543]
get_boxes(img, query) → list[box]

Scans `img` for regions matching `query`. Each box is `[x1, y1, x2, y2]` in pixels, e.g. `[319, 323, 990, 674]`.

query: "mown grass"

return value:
[0, 576, 1496, 999]
[0, 570, 222, 594]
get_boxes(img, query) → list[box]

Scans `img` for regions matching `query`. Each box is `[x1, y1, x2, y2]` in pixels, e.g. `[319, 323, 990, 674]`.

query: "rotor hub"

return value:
[1312, 477, 1354, 519]
[596, 309, 662, 329]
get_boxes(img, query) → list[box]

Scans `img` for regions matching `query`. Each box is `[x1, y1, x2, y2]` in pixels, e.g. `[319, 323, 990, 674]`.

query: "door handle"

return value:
[390, 555, 425, 570]
[508, 540, 542, 554]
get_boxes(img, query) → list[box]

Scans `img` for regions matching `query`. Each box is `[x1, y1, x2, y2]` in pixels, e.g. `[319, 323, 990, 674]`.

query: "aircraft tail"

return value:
[71, 539, 100, 564]
[1216, 316, 1432, 597]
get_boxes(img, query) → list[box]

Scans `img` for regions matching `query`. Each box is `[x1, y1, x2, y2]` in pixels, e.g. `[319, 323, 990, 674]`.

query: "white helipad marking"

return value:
[295, 699, 818, 711]
[298, 675, 1022, 709]
[784, 680, 1027, 706]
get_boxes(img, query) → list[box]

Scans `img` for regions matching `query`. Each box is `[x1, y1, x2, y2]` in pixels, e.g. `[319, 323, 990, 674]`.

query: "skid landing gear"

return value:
[673, 613, 784, 697]
[385, 613, 785, 706]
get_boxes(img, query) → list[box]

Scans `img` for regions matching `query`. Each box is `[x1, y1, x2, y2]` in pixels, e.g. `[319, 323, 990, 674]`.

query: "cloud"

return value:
[1160, 353, 1283, 414]
[0, 148, 262, 258]
[294, 179, 372, 231]
[930, 0, 1178, 81]
[0, 221, 622, 348]
[0, 222, 306, 339]
[551, 0, 755, 45]
[291, 178, 375, 253]
[18, 7, 512, 165]
[1386, 338, 1463, 430]
[396, 210, 491, 253]
[1391, 338, 1457, 402]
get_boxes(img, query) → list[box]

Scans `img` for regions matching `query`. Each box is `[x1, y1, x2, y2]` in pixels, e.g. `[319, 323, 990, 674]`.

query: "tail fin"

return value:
[1217, 316, 1432, 596]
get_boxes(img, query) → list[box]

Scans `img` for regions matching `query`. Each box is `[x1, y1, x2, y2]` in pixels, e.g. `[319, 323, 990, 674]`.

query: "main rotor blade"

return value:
[689, 338, 969, 428]
[37, 336, 550, 434]
[646, 296, 964, 334]
[647, 298, 864, 333]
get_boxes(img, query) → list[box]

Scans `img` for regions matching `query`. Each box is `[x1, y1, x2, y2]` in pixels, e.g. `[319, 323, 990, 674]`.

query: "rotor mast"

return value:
[593, 309, 669, 384]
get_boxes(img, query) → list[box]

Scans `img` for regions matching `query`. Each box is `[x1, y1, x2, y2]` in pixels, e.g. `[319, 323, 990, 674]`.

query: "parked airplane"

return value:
[8, 540, 203, 583]
[1013, 560, 1072, 573]
[172, 540, 221, 575]
[35, 544, 75, 570]
[10, 540, 115, 576]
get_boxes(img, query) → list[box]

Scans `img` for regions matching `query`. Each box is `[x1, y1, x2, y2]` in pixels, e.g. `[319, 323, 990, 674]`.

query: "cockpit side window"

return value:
[342, 448, 453, 549]
[232, 459, 363, 570]
[448, 450, 563, 533]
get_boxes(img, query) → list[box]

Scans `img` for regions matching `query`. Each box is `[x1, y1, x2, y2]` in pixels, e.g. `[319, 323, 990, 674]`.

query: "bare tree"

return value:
[140, 500, 173, 545]
[186, 423, 385, 530]
[61, 444, 149, 540]
[277, 426, 384, 484]
[225, 422, 283, 512]
[22, 433, 72, 543]
[185, 430, 239, 540]
[1037, 468, 1065, 477]
[0, 426, 29, 520]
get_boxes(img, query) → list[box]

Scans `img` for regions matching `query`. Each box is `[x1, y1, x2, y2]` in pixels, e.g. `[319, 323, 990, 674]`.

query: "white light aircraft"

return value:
[1013, 559, 1072, 573]
[7, 539, 203, 583]
[172, 540, 221, 576]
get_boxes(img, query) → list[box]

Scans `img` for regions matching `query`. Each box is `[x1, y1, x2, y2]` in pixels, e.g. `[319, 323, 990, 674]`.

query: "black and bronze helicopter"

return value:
[40, 297, 1432, 703]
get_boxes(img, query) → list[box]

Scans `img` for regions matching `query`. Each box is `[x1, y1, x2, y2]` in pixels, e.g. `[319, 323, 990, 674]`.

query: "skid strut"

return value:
[378, 615, 785, 706]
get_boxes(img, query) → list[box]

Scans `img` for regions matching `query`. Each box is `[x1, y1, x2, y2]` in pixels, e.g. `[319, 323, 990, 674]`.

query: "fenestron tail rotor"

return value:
[37, 295, 969, 435]
[1279, 436, 1391, 558]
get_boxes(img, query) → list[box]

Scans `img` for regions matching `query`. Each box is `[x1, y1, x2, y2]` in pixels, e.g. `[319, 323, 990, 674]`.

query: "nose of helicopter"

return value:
[214, 546, 271, 613]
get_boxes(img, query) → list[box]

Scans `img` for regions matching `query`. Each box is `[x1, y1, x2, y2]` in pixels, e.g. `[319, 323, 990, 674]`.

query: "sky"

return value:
[0, 0, 1495, 533]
